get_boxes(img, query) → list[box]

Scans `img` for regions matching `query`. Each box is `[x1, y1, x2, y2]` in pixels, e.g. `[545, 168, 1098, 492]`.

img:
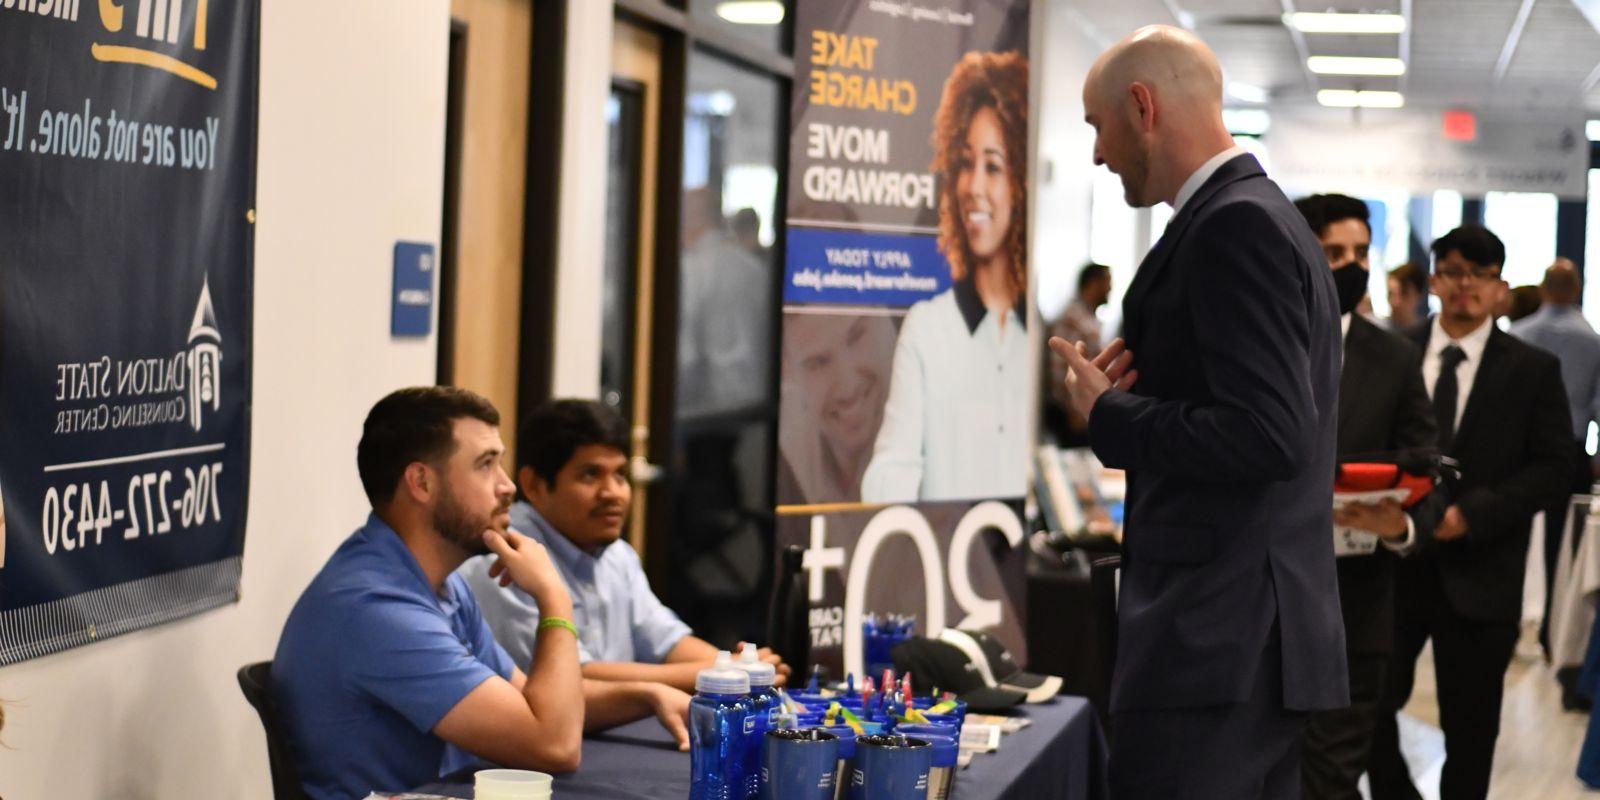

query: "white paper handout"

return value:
[1332, 489, 1409, 557]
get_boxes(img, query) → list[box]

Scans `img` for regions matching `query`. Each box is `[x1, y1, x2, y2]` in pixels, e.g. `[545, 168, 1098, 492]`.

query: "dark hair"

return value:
[357, 386, 500, 506]
[1077, 263, 1111, 292]
[1293, 193, 1371, 237]
[1388, 261, 1427, 296]
[517, 399, 630, 488]
[731, 207, 761, 237]
[1431, 225, 1505, 271]
[1506, 284, 1542, 321]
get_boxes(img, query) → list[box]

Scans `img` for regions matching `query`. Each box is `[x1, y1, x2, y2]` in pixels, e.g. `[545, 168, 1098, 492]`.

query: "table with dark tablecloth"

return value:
[414, 695, 1106, 800]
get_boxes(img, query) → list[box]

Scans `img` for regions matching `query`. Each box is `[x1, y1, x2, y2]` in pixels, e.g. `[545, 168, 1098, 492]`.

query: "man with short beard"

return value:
[1056, 25, 1346, 798]
[276, 387, 593, 800]
[461, 400, 789, 696]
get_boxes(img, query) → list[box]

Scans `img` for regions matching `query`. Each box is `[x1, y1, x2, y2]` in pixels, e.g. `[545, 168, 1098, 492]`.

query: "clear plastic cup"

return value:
[474, 768, 553, 799]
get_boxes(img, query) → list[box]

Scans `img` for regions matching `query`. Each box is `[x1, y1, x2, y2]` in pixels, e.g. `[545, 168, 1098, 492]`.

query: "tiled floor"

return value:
[1373, 625, 1594, 799]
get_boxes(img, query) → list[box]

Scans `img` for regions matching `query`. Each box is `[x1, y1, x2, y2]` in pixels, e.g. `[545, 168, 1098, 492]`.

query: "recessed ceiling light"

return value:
[1317, 89, 1406, 108]
[1227, 81, 1269, 104]
[1286, 12, 1406, 34]
[1307, 56, 1407, 76]
[717, 0, 785, 25]
[1588, 120, 1600, 142]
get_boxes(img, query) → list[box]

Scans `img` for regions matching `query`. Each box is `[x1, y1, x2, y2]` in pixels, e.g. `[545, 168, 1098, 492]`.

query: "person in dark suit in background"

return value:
[1367, 225, 1573, 800]
[1056, 25, 1348, 798]
[1293, 194, 1444, 800]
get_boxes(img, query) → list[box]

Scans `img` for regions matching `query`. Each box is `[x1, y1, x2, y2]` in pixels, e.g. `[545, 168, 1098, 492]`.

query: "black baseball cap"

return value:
[938, 628, 1062, 703]
[889, 636, 1025, 712]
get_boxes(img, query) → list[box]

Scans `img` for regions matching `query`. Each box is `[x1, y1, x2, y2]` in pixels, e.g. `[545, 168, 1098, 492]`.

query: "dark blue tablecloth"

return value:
[415, 695, 1106, 799]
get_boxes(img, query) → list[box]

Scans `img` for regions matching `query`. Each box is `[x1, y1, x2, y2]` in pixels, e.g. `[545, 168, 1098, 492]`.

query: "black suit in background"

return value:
[1089, 154, 1348, 798]
[1368, 321, 1572, 800]
[1302, 314, 1443, 800]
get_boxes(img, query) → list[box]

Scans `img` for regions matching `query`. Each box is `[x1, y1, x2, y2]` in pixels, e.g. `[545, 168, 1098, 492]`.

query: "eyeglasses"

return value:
[1434, 267, 1502, 284]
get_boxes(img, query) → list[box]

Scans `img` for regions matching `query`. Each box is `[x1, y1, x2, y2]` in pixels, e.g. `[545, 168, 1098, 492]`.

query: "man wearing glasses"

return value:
[1367, 225, 1572, 800]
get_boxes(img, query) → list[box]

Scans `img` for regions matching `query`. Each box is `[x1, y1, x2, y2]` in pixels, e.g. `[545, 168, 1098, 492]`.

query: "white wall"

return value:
[0, 2, 450, 797]
[1033, 0, 1102, 321]
[549, 2, 613, 398]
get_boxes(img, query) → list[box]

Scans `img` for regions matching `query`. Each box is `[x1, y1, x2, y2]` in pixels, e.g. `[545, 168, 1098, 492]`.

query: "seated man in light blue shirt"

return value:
[459, 399, 789, 695]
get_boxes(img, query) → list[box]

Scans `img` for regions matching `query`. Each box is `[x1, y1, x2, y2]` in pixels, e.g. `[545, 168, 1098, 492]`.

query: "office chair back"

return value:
[237, 661, 308, 800]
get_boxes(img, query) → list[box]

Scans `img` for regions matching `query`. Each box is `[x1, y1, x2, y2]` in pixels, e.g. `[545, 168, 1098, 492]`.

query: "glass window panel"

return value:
[669, 49, 783, 646]
[600, 87, 644, 419]
[1484, 191, 1558, 287]
[1432, 189, 1463, 242]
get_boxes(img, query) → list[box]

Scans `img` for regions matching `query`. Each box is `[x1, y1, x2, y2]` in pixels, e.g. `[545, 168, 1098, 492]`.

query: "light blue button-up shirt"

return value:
[457, 500, 693, 667]
[1510, 303, 1600, 443]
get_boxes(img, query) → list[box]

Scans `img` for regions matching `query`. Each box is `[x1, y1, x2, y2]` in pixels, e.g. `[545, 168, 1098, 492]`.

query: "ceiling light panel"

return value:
[1317, 89, 1406, 108]
[1287, 12, 1407, 34]
[1307, 56, 1407, 76]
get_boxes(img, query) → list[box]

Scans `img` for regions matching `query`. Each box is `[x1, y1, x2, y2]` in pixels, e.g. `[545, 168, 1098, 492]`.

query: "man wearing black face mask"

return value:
[1294, 194, 1444, 800]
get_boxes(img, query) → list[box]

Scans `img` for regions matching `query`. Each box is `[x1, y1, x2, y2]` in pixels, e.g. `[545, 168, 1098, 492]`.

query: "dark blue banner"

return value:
[0, 0, 258, 664]
[784, 227, 950, 307]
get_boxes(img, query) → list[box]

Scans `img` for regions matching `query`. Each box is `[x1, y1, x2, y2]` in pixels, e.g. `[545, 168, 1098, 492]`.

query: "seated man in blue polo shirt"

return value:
[275, 387, 688, 800]
[459, 399, 788, 697]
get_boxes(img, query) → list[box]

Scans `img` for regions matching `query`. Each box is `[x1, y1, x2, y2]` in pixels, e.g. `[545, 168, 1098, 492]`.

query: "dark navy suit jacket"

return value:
[1090, 154, 1349, 713]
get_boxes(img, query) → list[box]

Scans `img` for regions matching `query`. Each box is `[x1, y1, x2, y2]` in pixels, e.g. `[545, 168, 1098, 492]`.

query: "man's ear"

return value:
[400, 461, 433, 505]
[1129, 82, 1156, 134]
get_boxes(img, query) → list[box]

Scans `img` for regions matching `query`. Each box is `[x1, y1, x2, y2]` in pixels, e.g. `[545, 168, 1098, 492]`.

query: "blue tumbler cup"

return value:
[821, 725, 858, 800]
[908, 732, 958, 800]
[761, 728, 839, 800]
[847, 734, 932, 800]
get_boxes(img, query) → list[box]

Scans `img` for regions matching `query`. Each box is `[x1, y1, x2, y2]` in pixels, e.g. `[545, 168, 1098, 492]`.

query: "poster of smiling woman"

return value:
[780, 1, 1031, 507]
[776, 0, 1033, 680]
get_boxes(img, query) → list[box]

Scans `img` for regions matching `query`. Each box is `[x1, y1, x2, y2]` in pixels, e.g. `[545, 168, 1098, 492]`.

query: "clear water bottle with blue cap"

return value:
[691, 650, 752, 800]
[734, 645, 779, 799]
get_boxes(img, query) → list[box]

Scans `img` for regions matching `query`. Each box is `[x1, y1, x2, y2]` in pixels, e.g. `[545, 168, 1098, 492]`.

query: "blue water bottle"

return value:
[691, 651, 752, 800]
[735, 645, 779, 799]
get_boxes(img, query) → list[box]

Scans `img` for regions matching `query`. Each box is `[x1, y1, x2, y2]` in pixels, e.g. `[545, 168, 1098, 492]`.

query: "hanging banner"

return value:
[1266, 110, 1589, 200]
[0, 0, 258, 664]
[777, 0, 1032, 678]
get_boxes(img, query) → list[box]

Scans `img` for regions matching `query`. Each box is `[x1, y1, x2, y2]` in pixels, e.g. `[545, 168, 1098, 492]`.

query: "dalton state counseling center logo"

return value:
[48, 275, 223, 438]
[185, 276, 222, 432]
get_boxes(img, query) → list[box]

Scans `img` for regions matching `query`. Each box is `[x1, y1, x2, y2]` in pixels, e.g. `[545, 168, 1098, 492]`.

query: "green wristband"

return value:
[538, 616, 578, 638]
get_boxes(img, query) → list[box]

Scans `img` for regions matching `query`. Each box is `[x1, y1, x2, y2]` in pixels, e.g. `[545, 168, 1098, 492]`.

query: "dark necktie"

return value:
[1434, 344, 1467, 451]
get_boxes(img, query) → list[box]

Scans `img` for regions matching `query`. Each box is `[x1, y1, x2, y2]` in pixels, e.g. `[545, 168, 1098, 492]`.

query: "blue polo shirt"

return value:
[274, 514, 516, 800]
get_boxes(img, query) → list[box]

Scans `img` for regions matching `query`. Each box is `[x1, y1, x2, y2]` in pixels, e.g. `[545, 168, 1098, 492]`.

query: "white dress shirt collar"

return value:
[1172, 146, 1245, 214]
[1429, 314, 1493, 365]
[1341, 313, 1352, 340]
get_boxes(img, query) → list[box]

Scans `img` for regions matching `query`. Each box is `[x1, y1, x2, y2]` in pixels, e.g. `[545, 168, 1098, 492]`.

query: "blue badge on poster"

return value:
[392, 242, 435, 337]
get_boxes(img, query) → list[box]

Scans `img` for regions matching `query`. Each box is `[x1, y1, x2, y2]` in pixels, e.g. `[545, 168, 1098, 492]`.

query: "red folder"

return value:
[1334, 463, 1434, 508]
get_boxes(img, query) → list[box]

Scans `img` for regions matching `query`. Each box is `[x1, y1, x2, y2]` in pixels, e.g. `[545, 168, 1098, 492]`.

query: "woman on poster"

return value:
[863, 50, 1031, 503]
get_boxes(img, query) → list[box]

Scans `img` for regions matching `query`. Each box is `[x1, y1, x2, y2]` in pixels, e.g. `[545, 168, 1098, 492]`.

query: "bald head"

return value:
[1088, 26, 1225, 117]
[1082, 26, 1237, 208]
[1542, 257, 1581, 305]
